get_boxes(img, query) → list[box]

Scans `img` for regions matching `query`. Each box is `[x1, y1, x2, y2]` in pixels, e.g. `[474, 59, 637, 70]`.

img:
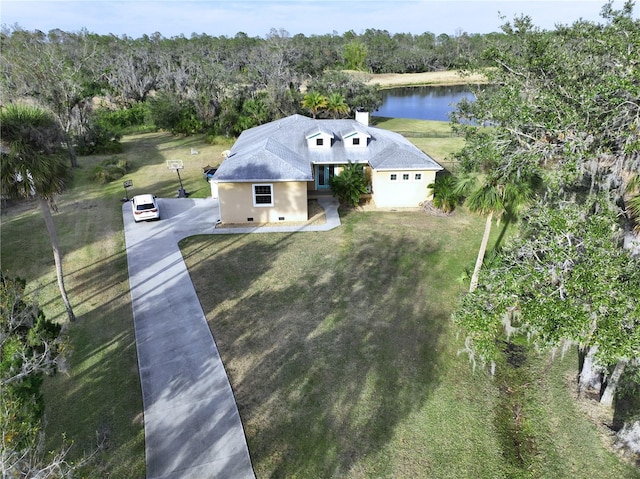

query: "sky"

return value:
[0, 0, 629, 38]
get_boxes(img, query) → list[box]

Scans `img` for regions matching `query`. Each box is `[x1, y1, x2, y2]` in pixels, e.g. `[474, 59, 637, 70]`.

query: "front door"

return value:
[315, 165, 335, 190]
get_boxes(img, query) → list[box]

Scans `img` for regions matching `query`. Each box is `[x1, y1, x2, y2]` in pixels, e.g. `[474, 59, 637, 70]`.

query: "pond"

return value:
[374, 85, 475, 122]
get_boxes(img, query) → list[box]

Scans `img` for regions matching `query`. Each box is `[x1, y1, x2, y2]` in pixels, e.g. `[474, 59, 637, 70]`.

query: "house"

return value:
[210, 113, 443, 224]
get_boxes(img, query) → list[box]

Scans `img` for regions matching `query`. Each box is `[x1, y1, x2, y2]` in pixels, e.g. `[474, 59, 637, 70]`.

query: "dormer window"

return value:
[343, 127, 370, 149]
[306, 128, 333, 149]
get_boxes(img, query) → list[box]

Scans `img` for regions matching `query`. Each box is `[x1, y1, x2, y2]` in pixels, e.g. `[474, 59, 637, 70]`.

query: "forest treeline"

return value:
[0, 24, 502, 158]
[2, 2, 640, 475]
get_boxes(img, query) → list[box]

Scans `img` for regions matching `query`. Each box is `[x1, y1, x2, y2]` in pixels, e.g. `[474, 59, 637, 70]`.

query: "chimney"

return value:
[355, 110, 369, 126]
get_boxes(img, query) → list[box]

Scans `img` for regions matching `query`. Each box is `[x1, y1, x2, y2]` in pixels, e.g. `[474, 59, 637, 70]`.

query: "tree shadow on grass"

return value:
[42, 291, 145, 479]
[184, 225, 447, 477]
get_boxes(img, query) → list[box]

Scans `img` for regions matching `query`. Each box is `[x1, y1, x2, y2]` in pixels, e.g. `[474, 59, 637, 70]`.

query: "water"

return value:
[375, 85, 475, 121]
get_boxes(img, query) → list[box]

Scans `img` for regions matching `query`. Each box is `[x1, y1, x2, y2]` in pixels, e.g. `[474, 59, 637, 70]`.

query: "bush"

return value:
[330, 162, 369, 207]
[205, 134, 232, 145]
[75, 123, 123, 156]
[95, 102, 148, 132]
[428, 173, 461, 213]
[0, 273, 75, 476]
[92, 157, 129, 184]
[93, 103, 147, 134]
[147, 92, 204, 135]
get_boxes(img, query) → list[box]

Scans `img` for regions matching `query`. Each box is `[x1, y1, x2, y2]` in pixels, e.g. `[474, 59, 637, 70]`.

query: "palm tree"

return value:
[463, 172, 540, 292]
[0, 104, 75, 322]
[301, 91, 328, 119]
[326, 92, 350, 119]
[329, 162, 368, 207]
[427, 173, 461, 213]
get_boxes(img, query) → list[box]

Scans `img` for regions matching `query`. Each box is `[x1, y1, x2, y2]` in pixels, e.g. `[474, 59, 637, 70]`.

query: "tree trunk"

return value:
[578, 345, 602, 398]
[39, 197, 75, 322]
[601, 360, 626, 408]
[469, 211, 493, 292]
[65, 133, 79, 168]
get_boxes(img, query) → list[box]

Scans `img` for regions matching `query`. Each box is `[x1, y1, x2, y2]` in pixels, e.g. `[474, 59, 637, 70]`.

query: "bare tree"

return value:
[1, 28, 99, 167]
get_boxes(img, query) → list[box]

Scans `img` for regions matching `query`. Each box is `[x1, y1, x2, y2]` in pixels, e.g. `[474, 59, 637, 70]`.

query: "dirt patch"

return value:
[346, 70, 489, 89]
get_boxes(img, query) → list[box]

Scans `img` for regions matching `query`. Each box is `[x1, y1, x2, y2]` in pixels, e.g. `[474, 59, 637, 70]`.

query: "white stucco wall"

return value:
[371, 169, 437, 208]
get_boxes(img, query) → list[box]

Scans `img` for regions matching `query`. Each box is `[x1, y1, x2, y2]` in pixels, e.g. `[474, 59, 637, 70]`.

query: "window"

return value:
[316, 138, 324, 146]
[352, 138, 360, 146]
[402, 174, 410, 180]
[253, 184, 273, 206]
[390, 174, 397, 180]
[415, 173, 422, 180]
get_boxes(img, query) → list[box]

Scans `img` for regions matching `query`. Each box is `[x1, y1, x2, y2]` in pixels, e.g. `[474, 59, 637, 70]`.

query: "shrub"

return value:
[92, 157, 129, 184]
[94, 102, 148, 132]
[0, 273, 74, 476]
[428, 173, 461, 213]
[330, 162, 369, 207]
[205, 134, 232, 145]
[75, 123, 123, 155]
[147, 92, 204, 135]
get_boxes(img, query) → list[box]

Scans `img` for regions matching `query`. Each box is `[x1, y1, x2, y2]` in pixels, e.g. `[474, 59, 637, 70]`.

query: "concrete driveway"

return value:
[123, 196, 340, 479]
[123, 197, 255, 479]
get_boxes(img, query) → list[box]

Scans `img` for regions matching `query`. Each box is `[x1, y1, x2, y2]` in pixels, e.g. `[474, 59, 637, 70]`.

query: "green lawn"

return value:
[0, 131, 234, 478]
[372, 117, 465, 170]
[1, 124, 637, 478]
[180, 209, 639, 478]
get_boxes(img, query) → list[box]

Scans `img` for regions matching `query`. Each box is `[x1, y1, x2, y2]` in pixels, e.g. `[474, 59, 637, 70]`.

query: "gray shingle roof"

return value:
[214, 114, 442, 182]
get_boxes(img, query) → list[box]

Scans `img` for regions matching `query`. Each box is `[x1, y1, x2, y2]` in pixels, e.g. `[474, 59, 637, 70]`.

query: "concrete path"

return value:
[123, 196, 340, 479]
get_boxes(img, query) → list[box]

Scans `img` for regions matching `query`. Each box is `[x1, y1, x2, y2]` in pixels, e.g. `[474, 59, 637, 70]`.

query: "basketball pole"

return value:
[167, 160, 187, 198]
[176, 168, 186, 197]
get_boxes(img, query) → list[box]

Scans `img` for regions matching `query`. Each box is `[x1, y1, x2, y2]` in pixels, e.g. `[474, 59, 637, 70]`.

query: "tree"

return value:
[451, 2, 639, 292]
[427, 174, 461, 213]
[342, 40, 368, 71]
[247, 29, 302, 118]
[325, 92, 350, 119]
[0, 104, 76, 322]
[361, 29, 397, 73]
[0, 272, 77, 478]
[459, 171, 540, 292]
[452, 1, 640, 215]
[306, 70, 382, 114]
[147, 92, 203, 135]
[329, 162, 369, 207]
[301, 91, 328, 119]
[99, 33, 163, 104]
[448, 2, 640, 449]
[452, 199, 640, 403]
[1, 28, 101, 167]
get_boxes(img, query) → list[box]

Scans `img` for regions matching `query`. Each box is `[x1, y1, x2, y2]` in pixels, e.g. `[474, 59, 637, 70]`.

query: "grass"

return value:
[180, 208, 640, 478]
[181, 208, 504, 478]
[1, 123, 638, 478]
[372, 117, 464, 170]
[0, 131, 234, 478]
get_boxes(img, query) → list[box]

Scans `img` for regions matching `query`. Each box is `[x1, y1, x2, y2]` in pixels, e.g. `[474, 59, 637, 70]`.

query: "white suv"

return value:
[131, 194, 160, 222]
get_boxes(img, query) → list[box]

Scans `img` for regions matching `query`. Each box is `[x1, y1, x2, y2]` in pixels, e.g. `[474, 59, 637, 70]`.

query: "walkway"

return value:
[123, 196, 340, 479]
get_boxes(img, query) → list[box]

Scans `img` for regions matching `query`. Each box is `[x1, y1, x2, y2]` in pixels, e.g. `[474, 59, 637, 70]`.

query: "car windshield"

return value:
[136, 203, 156, 211]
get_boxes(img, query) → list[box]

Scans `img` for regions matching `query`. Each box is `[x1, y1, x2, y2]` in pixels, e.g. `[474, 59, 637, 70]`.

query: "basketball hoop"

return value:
[167, 160, 187, 197]
[166, 160, 184, 170]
